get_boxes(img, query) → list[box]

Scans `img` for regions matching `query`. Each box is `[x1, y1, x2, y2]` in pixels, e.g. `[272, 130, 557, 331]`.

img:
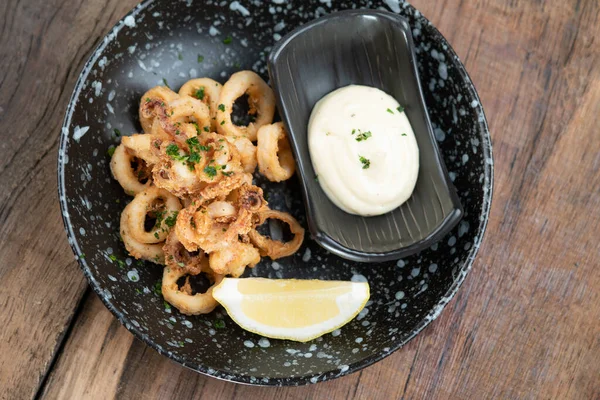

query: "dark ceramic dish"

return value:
[269, 10, 462, 262]
[58, 0, 493, 386]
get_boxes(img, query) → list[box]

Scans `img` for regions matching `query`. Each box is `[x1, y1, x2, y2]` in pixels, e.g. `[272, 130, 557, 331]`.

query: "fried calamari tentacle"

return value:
[178, 78, 222, 131]
[139, 86, 179, 133]
[248, 210, 304, 259]
[175, 183, 266, 253]
[161, 263, 223, 315]
[257, 122, 296, 182]
[216, 70, 275, 141]
[120, 204, 165, 264]
[110, 144, 153, 195]
[163, 231, 206, 275]
[124, 186, 182, 244]
[208, 241, 260, 277]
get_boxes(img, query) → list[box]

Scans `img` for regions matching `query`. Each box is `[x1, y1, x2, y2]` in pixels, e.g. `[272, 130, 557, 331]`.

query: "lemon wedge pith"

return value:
[212, 278, 370, 342]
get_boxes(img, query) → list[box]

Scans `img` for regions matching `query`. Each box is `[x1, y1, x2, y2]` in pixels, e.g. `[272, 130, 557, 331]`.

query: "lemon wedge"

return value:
[212, 278, 370, 342]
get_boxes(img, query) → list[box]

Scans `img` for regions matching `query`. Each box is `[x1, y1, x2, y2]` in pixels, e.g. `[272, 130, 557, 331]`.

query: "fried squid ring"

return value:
[121, 133, 161, 166]
[209, 241, 260, 277]
[216, 70, 275, 141]
[124, 186, 182, 244]
[162, 263, 223, 315]
[139, 86, 179, 133]
[110, 144, 153, 195]
[257, 122, 296, 182]
[163, 231, 206, 275]
[168, 96, 212, 134]
[226, 136, 257, 173]
[248, 210, 304, 259]
[179, 78, 222, 131]
[120, 205, 165, 264]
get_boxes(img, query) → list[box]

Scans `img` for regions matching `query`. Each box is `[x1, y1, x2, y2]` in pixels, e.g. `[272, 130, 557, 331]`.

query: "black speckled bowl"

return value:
[58, 0, 493, 386]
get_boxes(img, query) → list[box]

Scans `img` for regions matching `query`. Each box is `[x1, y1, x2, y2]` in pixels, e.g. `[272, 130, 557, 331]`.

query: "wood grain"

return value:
[1, 0, 599, 399]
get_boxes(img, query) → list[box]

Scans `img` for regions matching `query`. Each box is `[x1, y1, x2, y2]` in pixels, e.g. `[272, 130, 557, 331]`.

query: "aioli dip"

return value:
[308, 85, 419, 217]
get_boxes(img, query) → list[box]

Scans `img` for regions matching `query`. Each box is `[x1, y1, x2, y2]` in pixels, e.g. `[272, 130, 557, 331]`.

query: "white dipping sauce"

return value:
[308, 85, 419, 216]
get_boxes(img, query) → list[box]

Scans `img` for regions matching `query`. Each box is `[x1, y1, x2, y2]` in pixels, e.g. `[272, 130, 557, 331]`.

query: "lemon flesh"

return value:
[212, 278, 370, 342]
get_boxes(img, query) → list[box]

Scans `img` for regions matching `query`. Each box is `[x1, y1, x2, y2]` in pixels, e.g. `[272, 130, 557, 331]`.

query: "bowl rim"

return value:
[268, 9, 464, 262]
[57, 0, 494, 386]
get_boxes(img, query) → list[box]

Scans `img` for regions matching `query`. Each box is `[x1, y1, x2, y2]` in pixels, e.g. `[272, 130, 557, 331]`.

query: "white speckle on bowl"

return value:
[209, 26, 220, 36]
[273, 33, 282, 41]
[274, 21, 286, 32]
[395, 291, 405, 300]
[351, 274, 367, 283]
[438, 62, 448, 80]
[331, 329, 341, 337]
[396, 259, 405, 268]
[127, 270, 140, 282]
[244, 340, 255, 348]
[79, 227, 86, 235]
[124, 15, 136, 27]
[304, 352, 312, 358]
[448, 236, 457, 246]
[128, 45, 137, 54]
[302, 248, 311, 262]
[230, 1, 250, 16]
[411, 267, 420, 277]
[383, 0, 401, 13]
[91, 81, 102, 97]
[108, 90, 116, 102]
[189, 68, 197, 78]
[73, 126, 89, 143]
[428, 263, 438, 273]
[258, 338, 271, 348]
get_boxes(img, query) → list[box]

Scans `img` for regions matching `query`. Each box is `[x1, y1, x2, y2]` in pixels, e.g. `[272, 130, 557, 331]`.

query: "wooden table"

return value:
[1, 0, 599, 398]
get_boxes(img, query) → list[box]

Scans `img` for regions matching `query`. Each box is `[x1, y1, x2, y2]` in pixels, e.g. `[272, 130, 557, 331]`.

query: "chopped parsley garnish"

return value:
[351, 129, 356, 135]
[135, 288, 142, 294]
[214, 319, 226, 329]
[315, 175, 319, 182]
[154, 232, 159, 239]
[165, 211, 178, 227]
[191, 122, 201, 136]
[177, 52, 183, 60]
[113, 128, 121, 137]
[397, 105, 404, 113]
[166, 144, 187, 161]
[162, 78, 170, 88]
[386, 108, 394, 114]
[197, 55, 204, 63]
[217, 104, 225, 112]
[178, 341, 185, 347]
[177, 262, 185, 268]
[204, 165, 217, 178]
[145, 97, 151, 103]
[163, 300, 171, 310]
[153, 281, 162, 296]
[222, 171, 234, 176]
[107, 146, 116, 157]
[203, 126, 210, 132]
[359, 155, 371, 169]
[193, 86, 205, 100]
[326, 132, 331, 136]
[223, 36, 233, 44]
[233, 61, 241, 68]
[401, 133, 407, 136]
[79, 253, 86, 259]
[355, 130, 372, 142]
[108, 254, 117, 262]
[220, 120, 225, 125]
